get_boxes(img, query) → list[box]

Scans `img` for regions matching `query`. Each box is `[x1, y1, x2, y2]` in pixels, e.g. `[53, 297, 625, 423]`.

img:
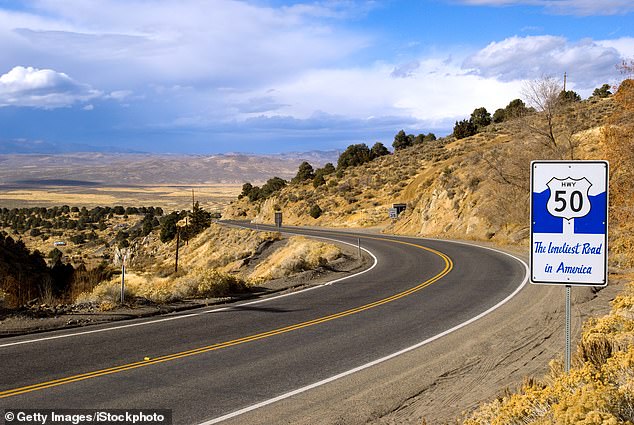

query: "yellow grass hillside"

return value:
[76, 224, 343, 307]
[222, 102, 612, 244]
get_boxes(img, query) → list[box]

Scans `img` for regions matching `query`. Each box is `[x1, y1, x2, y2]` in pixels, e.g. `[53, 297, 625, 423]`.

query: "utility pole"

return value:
[563, 72, 567, 92]
[121, 254, 126, 305]
[175, 227, 180, 273]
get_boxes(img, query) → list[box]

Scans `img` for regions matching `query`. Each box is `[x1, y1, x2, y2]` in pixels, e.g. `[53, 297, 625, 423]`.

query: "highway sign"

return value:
[274, 211, 283, 228]
[388, 208, 398, 219]
[530, 161, 609, 286]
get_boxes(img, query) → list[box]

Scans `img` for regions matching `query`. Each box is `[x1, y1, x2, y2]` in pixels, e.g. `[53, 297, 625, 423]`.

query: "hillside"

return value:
[224, 94, 622, 249]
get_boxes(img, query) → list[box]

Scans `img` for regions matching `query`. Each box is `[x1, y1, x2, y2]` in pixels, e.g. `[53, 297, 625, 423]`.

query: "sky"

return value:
[0, 0, 632, 154]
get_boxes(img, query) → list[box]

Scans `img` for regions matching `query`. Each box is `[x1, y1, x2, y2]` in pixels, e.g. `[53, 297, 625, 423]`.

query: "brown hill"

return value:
[224, 90, 632, 266]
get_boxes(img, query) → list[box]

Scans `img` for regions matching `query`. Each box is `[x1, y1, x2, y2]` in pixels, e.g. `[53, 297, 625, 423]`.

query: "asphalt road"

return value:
[0, 224, 527, 424]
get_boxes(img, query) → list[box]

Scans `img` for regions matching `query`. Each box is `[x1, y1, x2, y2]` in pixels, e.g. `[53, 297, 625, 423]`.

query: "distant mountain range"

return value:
[0, 140, 143, 155]
[0, 151, 340, 186]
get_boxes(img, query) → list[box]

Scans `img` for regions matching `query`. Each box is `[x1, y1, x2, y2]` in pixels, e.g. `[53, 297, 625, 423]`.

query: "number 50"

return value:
[554, 190, 584, 213]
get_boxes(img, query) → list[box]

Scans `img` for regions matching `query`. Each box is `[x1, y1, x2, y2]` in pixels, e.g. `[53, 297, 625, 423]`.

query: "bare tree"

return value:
[521, 76, 563, 154]
[520, 75, 591, 160]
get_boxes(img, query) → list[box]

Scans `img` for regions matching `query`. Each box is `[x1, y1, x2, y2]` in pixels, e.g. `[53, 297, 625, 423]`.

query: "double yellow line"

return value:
[0, 237, 452, 399]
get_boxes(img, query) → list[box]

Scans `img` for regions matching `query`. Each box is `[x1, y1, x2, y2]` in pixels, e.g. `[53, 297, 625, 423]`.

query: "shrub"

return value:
[309, 204, 323, 219]
[70, 233, 85, 245]
[453, 119, 477, 139]
[370, 142, 390, 159]
[392, 130, 413, 151]
[313, 174, 326, 188]
[337, 143, 371, 169]
[492, 108, 506, 123]
[292, 161, 315, 183]
[159, 212, 180, 242]
[239, 182, 253, 199]
[504, 98, 529, 120]
[193, 269, 247, 297]
[322, 163, 336, 174]
[260, 177, 287, 198]
[559, 89, 582, 103]
[424, 133, 437, 142]
[592, 84, 612, 98]
[470, 107, 491, 129]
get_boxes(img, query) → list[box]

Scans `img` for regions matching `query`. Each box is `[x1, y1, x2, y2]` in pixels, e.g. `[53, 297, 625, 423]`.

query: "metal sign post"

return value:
[565, 285, 571, 371]
[530, 161, 609, 372]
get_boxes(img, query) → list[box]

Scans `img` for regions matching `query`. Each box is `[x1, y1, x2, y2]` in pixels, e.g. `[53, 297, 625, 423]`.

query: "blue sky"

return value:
[0, 0, 632, 154]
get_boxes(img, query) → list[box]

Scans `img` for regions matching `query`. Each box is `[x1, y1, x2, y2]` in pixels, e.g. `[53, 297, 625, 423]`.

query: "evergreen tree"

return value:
[592, 84, 612, 98]
[160, 212, 180, 243]
[370, 142, 390, 159]
[392, 130, 412, 150]
[470, 107, 492, 130]
[453, 119, 477, 139]
[190, 201, 212, 235]
[313, 174, 326, 188]
[293, 161, 315, 183]
[337, 144, 371, 169]
[558, 89, 581, 103]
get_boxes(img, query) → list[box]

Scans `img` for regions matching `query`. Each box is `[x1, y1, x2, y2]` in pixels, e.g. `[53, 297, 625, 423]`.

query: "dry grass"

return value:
[76, 268, 248, 306]
[75, 225, 342, 306]
[0, 184, 241, 210]
[464, 278, 634, 425]
[249, 236, 342, 281]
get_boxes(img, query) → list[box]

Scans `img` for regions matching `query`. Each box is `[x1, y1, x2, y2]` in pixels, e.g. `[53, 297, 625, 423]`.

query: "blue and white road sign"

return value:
[530, 161, 609, 286]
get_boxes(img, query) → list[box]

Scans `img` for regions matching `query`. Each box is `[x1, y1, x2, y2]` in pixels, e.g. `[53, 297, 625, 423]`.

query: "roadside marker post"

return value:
[530, 161, 609, 372]
[121, 260, 126, 305]
[115, 248, 128, 305]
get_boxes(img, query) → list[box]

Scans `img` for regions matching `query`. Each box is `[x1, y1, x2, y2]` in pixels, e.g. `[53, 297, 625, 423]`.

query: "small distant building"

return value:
[53, 241, 67, 247]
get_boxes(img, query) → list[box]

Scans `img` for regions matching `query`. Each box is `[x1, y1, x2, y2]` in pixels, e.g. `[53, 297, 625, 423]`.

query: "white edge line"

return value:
[200, 242, 530, 425]
[0, 233, 378, 349]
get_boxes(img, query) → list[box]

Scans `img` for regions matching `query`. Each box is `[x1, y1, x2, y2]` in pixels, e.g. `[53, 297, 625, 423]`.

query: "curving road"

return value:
[0, 224, 528, 424]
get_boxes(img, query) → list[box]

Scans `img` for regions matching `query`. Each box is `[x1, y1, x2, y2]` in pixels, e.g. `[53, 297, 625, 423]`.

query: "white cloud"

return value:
[106, 90, 132, 100]
[597, 37, 634, 59]
[0, 66, 101, 108]
[463, 36, 628, 89]
[390, 61, 421, 79]
[217, 58, 523, 131]
[455, 0, 634, 15]
[0, 0, 370, 89]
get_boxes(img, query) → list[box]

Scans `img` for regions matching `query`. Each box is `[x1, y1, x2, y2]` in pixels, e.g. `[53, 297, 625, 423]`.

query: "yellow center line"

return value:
[0, 236, 453, 399]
